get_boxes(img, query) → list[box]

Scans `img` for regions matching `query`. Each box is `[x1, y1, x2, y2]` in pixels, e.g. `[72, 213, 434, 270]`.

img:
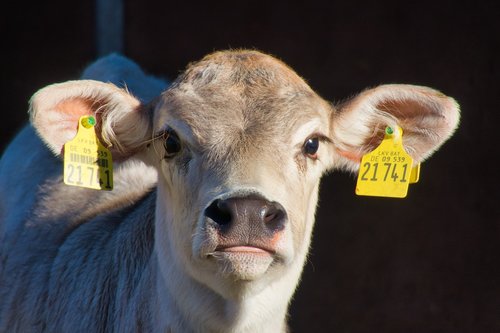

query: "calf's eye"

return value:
[163, 129, 181, 158]
[303, 137, 319, 159]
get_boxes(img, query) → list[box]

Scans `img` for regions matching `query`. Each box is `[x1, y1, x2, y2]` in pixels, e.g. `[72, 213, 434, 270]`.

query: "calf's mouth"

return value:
[201, 194, 287, 280]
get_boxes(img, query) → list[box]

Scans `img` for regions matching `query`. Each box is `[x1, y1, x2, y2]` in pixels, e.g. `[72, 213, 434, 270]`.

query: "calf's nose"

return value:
[204, 195, 286, 235]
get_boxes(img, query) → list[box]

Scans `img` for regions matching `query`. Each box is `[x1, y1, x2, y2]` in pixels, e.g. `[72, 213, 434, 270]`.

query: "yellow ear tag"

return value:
[355, 126, 418, 198]
[63, 116, 113, 190]
[409, 162, 420, 184]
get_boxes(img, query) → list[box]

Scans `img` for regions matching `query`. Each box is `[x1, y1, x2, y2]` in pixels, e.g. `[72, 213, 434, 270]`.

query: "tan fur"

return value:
[0, 50, 459, 332]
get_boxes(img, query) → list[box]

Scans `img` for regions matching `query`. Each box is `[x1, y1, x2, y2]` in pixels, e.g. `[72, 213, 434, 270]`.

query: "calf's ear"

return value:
[330, 84, 460, 172]
[30, 80, 153, 159]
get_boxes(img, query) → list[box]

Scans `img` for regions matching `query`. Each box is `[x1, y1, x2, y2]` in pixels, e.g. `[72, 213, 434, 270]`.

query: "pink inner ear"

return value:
[335, 99, 429, 164]
[332, 84, 459, 170]
[36, 97, 95, 155]
[55, 98, 95, 130]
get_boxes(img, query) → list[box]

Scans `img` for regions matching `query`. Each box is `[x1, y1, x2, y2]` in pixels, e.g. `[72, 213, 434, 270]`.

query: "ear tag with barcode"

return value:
[355, 126, 420, 198]
[63, 116, 113, 190]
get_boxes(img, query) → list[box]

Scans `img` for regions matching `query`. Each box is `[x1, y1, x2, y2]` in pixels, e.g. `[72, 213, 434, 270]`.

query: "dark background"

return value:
[2, 1, 499, 332]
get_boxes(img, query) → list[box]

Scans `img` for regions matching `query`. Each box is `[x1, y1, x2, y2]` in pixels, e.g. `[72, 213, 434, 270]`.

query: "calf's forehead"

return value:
[154, 50, 333, 150]
[155, 51, 331, 139]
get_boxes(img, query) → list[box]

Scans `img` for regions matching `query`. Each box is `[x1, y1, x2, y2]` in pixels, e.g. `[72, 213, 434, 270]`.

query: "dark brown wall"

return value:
[2, 1, 499, 332]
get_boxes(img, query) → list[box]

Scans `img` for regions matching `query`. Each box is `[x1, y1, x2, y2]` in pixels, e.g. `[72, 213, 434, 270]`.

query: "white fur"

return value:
[0, 51, 459, 332]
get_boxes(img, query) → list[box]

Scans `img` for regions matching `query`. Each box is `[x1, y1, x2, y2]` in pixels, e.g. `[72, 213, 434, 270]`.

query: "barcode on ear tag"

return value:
[63, 116, 113, 190]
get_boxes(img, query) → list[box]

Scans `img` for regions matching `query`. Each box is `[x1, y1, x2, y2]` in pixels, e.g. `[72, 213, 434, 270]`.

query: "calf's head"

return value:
[30, 50, 459, 299]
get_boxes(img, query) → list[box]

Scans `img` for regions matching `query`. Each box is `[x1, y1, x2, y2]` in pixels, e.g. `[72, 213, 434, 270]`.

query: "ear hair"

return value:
[330, 84, 460, 172]
[30, 80, 153, 159]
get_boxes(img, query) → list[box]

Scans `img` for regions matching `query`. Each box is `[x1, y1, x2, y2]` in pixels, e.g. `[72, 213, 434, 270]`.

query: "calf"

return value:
[0, 50, 459, 332]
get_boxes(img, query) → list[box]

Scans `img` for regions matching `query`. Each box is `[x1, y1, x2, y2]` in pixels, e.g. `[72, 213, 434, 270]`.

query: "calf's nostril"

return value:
[262, 202, 286, 232]
[263, 207, 280, 223]
[205, 199, 232, 226]
[263, 211, 276, 224]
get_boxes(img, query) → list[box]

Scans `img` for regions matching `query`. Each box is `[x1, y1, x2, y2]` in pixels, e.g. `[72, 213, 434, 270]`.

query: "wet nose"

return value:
[204, 195, 286, 234]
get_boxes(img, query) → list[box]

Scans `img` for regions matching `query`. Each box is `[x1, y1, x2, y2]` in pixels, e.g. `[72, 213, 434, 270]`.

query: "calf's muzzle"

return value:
[204, 195, 287, 241]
